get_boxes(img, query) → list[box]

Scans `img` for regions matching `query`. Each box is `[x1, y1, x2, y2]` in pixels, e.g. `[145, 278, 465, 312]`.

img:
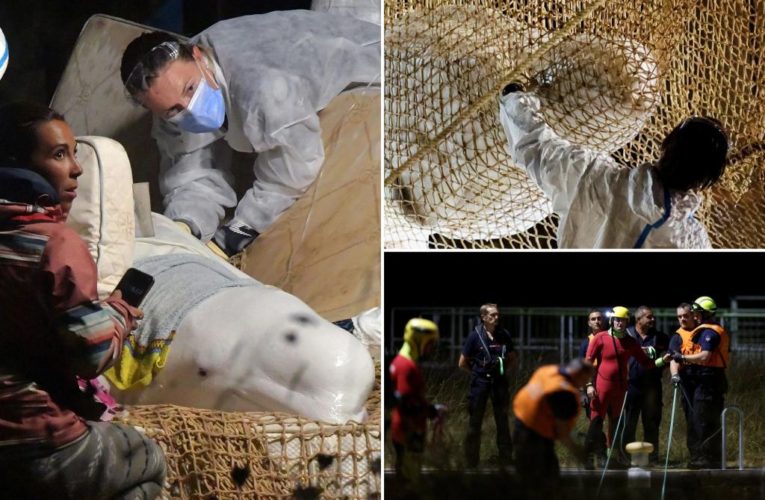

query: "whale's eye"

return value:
[290, 313, 316, 326]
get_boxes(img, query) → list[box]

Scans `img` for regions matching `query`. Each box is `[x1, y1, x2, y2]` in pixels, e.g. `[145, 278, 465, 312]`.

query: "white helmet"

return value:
[0, 28, 8, 80]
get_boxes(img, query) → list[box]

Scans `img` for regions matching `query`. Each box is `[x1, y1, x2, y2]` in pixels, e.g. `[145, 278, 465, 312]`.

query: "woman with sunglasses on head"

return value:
[499, 83, 728, 249]
[120, 11, 380, 258]
[0, 102, 166, 499]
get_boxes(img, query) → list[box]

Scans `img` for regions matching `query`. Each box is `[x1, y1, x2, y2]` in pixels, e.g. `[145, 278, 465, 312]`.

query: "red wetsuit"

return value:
[586, 330, 653, 445]
[389, 354, 429, 446]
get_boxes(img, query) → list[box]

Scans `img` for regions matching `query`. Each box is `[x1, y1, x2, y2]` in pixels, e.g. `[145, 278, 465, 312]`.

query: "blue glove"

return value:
[213, 221, 259, 257]
[672, 352, 685, 363]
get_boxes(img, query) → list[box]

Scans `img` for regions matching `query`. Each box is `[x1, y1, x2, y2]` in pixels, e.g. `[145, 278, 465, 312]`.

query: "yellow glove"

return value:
[175, 220, 192, 234]
[206, 239, 230, 261]
[175, 220, 228, 260]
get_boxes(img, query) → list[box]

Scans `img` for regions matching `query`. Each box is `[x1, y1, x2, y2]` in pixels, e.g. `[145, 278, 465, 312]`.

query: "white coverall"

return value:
[153, 11, 380, 241]
[498, 92, 712, 249]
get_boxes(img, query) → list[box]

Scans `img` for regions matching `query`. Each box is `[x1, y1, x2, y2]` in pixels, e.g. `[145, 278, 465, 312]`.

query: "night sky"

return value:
[385, 251, 765, 309]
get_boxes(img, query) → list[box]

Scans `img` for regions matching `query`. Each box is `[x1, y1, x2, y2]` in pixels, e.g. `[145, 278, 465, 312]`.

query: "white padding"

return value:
[67, 136, 135, 298]
[311, 0, 381, 25]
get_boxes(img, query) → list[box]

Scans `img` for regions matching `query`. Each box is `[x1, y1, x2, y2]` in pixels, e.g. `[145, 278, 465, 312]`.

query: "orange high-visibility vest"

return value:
[690, 323, 730, 368]
[677, 327, 702, 356]
[514, 365, 581, 440]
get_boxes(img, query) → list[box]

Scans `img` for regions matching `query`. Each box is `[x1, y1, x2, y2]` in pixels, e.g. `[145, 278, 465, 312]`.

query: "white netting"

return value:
[385, 0, 765, 248]
[116, 365, 382, 499]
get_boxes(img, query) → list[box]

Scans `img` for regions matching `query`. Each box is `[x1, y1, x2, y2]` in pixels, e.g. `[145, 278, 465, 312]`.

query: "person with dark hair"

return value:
[458, 303, 516, 467]
[0, 102, 166, 499]
[622, 305, 669, 465]
[668, 302, 700, 465]
[579, 308, 605, 420]
[579, 308, 605, 359]
[498, 83, 729, 248]
[513, 358, 593, 491]
[120, 11, 380, 257]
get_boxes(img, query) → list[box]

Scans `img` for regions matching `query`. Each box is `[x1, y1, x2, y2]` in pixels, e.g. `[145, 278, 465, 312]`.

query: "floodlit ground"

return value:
[384, 352, 764, 470]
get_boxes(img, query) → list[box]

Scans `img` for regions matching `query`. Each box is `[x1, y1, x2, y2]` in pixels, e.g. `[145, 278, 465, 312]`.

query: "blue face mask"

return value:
[168, 67, 226, 133]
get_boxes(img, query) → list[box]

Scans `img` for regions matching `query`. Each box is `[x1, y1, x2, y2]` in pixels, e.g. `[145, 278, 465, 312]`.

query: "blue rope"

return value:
[0, 41, 7, 69]
[633, 188, 672, 248]
[661, 385, 679, 500]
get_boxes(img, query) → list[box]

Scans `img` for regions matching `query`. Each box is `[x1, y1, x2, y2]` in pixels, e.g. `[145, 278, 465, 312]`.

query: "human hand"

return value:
[434, 403, 448, 418]
[175, 220, 192, 234]
[213, 223, 259, 257]
[672, 352, 685, 363]
[206, 239, 230, 261]
[108, 289, 144, 322]
[586, 385, 597, 399]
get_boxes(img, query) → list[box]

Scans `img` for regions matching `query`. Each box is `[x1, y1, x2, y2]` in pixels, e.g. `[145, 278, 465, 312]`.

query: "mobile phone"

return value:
[114, 268, 155, 307]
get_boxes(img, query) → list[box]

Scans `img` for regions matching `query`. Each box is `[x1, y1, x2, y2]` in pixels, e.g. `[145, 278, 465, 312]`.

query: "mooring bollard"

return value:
[721, 406, 744, 470]
[625, 442, 653, 488]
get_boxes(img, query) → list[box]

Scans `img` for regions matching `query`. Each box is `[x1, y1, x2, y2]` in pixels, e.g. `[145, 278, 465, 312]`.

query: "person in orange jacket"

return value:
[669, 296, 730, 469]
[513, 358, 594, 488]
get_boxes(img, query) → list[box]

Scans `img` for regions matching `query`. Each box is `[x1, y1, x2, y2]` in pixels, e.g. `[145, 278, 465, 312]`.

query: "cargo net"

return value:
[117, 369, 381, 499]
[384, 0, 765, 248]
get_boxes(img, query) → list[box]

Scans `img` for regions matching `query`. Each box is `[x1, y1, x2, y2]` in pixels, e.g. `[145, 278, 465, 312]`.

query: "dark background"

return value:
[385, 252, 764, 309]
[0, 0, 311, 105]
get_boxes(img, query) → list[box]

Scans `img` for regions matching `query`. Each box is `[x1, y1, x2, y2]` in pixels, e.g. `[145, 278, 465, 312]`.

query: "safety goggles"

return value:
[123, 41, 182, 105]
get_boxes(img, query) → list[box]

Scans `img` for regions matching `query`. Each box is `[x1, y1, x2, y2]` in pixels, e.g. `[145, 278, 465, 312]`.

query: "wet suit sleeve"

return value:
[586, 334, 601, 362]
[394, 362, 427, 417]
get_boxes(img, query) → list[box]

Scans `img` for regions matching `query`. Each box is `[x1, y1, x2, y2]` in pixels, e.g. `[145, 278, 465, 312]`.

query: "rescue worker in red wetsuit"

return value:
[389, 318, 445, 489]
[584, 306, 669, 468]
[669, 296, 730, 468]
[513, 358, 594, 492]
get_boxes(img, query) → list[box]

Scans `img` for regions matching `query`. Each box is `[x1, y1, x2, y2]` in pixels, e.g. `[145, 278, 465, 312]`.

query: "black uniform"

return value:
[669, 327, 727, 468]
[462, 324, 514, 466]
[622, 326, 669, 463]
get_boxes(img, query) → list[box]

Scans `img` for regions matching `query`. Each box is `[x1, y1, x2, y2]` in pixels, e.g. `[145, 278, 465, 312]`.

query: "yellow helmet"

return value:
[610, 306, 630, 319]
[404, 318, 439, 355]
[692, 296, 717, 315]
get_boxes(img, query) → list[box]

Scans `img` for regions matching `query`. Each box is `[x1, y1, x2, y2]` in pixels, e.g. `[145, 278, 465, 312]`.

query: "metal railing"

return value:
[387, 299, 765, 365]
[722, 406, 745, 470]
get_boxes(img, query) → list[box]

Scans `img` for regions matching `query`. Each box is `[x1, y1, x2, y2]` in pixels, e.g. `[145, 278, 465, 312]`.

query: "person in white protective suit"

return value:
[498, 84, 729, 249]
[120, 11, 380, 256]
